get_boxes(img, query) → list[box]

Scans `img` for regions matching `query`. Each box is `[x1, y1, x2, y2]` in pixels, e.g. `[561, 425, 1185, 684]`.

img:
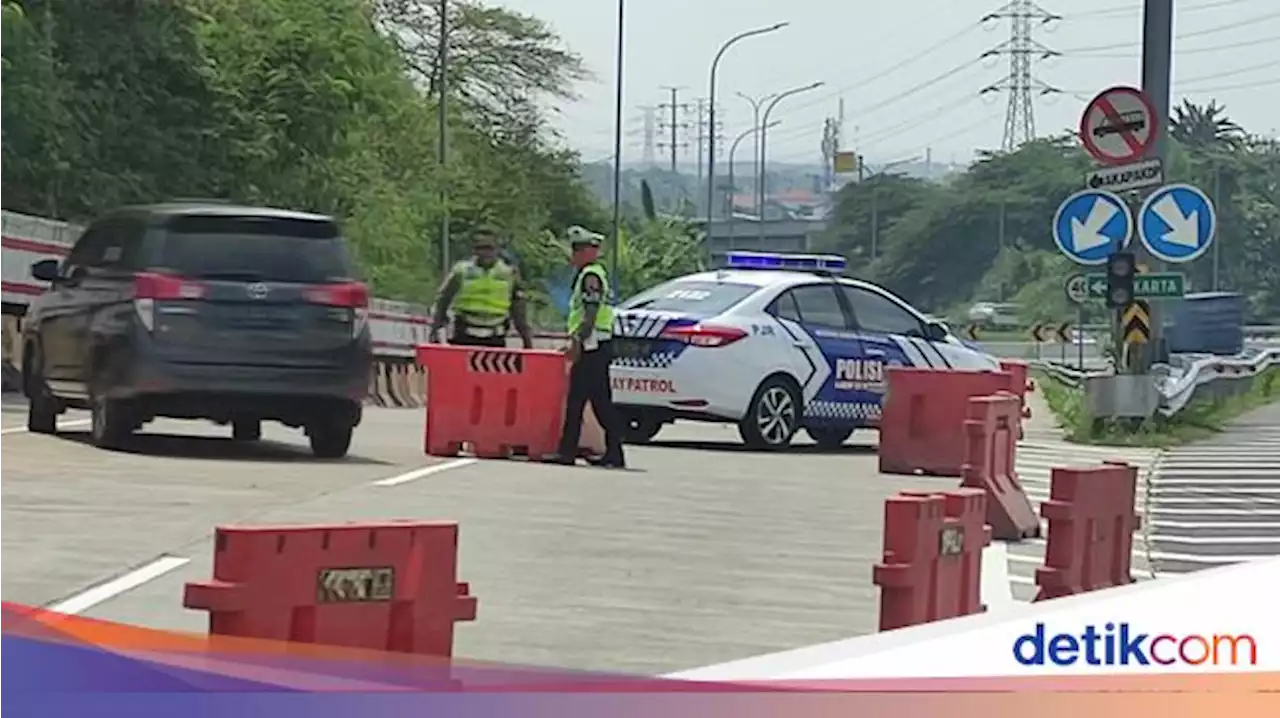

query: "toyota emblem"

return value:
[246, 282, 269, 300]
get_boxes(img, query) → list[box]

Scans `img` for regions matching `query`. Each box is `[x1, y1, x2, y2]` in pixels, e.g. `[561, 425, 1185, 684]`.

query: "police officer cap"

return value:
[566, 225, 604, 247]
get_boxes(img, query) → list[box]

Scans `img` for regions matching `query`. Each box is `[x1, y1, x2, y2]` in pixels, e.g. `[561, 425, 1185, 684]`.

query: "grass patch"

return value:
[1036, 366, 1280, 448]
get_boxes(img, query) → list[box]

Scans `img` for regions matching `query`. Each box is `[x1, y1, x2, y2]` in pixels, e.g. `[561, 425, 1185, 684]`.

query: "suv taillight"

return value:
[659, 323, 748, 348]
[305, 281, 369, 337]
[133, 272, 206, 331]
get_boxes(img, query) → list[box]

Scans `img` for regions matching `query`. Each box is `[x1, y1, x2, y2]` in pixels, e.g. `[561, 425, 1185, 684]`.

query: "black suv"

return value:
[21, 202, 373, 458]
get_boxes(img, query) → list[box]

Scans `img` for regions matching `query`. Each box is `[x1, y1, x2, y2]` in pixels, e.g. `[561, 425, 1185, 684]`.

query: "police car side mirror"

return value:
[924, 321, 949, 342]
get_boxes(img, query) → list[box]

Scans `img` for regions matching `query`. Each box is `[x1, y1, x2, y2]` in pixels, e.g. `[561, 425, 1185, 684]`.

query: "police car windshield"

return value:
[621, 280, 757, 317]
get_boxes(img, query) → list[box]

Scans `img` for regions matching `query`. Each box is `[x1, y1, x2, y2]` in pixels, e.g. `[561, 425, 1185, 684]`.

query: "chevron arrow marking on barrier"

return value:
[467, 350, 525, 374]
[964, 324, 980, 342]
[1122, 300, 1152, 345]
[1030, 323, 1048, 343]
[1054, 322, 1072, 343]
[317, 567, 395, 603]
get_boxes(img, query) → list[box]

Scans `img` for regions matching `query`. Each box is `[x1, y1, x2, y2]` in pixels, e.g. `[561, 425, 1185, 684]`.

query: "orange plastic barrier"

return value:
[872, 488, 991, 631]
[878, 367, 1015, 476]
[417, 344, 568, 459]
[183, 521, 477, 656]
[1033, 461, 1141, 601]
[959, 393, 1040, 540]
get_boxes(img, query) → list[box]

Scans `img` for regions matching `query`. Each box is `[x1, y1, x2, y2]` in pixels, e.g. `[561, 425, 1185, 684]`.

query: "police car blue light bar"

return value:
[724, 251, 848, 273]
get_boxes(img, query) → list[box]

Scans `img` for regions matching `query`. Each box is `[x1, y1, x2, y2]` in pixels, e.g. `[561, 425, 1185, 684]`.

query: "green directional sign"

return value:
[1083, 271, 1186, 299]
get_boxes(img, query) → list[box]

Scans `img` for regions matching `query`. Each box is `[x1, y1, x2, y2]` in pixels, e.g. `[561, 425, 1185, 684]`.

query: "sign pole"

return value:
[1137, 0, 1174, 371]
[1077, 306, 1085, 370]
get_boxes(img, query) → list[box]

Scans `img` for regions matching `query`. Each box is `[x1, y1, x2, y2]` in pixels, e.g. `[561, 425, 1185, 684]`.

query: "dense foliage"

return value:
[819, 102, 1280, 323]
[1, 0, 703, 317]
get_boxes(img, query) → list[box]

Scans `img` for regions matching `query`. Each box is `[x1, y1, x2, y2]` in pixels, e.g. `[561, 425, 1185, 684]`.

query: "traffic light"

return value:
[1106, 251, 1135, 308]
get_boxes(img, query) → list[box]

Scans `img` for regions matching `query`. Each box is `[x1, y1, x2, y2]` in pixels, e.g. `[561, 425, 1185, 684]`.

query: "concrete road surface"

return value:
[1146, 401, 1280, 574]
[2, 401, 960, 675]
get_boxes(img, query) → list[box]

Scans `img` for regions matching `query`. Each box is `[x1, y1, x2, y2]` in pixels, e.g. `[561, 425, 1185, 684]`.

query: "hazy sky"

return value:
[493, 0, 1280, 166]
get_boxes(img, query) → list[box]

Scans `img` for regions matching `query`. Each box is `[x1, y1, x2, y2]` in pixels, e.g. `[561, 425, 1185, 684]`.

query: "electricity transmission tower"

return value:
[657, 86, 692, 173]
[979, 0, 1061, 151]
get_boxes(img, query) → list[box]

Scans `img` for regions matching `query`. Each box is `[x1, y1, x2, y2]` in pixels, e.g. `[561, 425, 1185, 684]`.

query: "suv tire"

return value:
[738, 376, 801, 451]
[25, 347, 57, 435]
[232, 419, 262, 442]
[308, 416, 353, 459]
[89, 386, 135, 450]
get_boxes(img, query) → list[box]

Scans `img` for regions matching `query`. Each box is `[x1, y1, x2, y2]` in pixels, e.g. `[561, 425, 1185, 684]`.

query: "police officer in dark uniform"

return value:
[545, 226, 626, 468]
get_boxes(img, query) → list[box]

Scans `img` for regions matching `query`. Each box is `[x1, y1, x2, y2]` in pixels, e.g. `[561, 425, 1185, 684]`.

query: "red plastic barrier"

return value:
[879, 367, 1015, 476]
[872, 488, 991, 631]
[998, 359, 1033, 425]
[183, 521, 476, 655]
[960, 393, 1040, 540]
[417, 344, 568, 459]
[1033, 461, 1141, 601]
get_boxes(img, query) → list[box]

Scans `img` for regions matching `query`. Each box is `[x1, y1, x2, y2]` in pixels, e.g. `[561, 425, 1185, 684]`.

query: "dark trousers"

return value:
[557, 340, 625, 463]
[449, 333, 507, 348]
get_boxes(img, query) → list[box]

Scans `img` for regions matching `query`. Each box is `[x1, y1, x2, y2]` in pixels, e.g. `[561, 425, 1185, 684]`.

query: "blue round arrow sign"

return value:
[1137, 182, 1217, 263]
[1052, 189, 1133, 266]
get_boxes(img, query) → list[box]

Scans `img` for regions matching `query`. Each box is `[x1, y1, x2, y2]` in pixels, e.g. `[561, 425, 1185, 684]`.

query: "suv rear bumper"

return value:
[105, 355, 370, 426]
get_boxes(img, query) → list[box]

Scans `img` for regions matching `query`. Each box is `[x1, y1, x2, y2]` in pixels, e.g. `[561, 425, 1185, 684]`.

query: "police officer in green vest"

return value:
[429, 226, 533, 349]
[545, 225, 626, 468]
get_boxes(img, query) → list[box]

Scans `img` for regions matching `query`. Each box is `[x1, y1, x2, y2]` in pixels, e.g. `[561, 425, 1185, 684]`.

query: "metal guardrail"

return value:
[1033, 348, 1279, 417]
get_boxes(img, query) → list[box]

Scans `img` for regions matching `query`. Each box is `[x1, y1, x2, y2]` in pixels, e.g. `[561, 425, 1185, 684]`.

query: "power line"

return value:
[765, 21, 984, 119]
[1069, 0, 1256, 18]
[1061, 11, 1280, 53]
[1179, 77, 1280, 93]
[1176, 59, 1280, 85]
[769, 58, 985, 144]
[979, 1, 1061, 151]
[1069, 34, 1280, 58]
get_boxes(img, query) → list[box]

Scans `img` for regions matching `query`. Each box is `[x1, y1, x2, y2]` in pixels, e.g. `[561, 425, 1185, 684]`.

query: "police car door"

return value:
[770, 283, 871, 426]
[837, 284, 948, 407]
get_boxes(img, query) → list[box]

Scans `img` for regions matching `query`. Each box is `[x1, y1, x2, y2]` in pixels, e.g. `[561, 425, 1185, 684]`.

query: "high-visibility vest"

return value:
[452, 258, 514, 326]
[567, 263, 614, 340]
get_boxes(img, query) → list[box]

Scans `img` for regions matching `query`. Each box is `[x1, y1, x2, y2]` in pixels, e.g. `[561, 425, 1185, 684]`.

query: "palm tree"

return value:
[1170, 99, 1244, 149]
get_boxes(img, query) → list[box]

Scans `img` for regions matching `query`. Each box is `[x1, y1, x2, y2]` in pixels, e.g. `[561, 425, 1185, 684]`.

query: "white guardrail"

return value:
[1033, 347, 1279, 416]
[1, 210, 430, 358]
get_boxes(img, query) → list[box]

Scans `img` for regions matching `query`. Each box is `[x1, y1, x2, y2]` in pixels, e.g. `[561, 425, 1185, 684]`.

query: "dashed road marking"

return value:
[0, 418, 91, 436]
[47, 555, 191, 615]
[371, 458, 478, 487]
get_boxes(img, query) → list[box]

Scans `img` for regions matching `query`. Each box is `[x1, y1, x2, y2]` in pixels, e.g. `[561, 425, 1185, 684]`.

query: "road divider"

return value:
[1034, 462, 1142, 601]
[873, 489, 991, 631]
[415, 345, 603, 461]
[878, 366, 1020, 477]
[183, 522, 476, 657]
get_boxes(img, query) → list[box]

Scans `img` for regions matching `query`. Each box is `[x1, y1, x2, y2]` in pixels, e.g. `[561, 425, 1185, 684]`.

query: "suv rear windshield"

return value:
[621, 280, 758, 317]
[155, 214, 355, 283]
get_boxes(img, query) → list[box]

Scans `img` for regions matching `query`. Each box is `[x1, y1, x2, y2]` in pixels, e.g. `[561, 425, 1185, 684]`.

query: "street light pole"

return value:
[609, 0, 625, 291]
[757, 81, 824, 241]
[704, 22, 788, 227]
[736, 91, 774, 216]
[437, 0, 450, 273]
[727, 120, 780, 249]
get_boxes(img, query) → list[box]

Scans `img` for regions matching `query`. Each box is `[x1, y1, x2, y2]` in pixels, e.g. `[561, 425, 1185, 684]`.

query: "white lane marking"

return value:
[371, 458, 478, 487]
[980, 540, 1017, 611]
[47, 555, 191, 615]
[0, 418, 92, 436]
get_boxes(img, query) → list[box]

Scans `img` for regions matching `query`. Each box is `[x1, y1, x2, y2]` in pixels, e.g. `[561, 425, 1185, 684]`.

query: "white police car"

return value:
[610, 251, 1001, 449]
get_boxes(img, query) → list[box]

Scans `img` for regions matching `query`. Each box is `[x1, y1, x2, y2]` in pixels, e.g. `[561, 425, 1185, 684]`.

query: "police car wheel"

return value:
[806, 426, 854, 450]
[621, 415, 663, 444]
[739, 377, 801, 450]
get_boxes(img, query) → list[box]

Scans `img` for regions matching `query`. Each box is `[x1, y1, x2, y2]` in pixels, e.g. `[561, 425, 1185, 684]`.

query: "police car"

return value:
[610, 251, 1001, 449]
